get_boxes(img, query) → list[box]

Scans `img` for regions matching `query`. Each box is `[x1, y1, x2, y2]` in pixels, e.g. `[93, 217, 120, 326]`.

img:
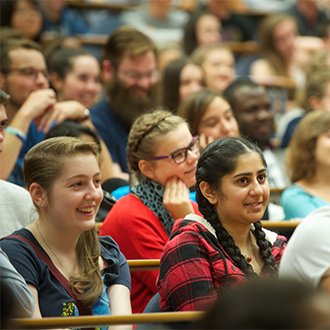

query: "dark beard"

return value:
[105, 73, 161, 130]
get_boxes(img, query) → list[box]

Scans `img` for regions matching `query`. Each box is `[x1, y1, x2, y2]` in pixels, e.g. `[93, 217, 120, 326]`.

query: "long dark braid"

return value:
[196, 137, 278, 277]
[253, 221, 278, 274]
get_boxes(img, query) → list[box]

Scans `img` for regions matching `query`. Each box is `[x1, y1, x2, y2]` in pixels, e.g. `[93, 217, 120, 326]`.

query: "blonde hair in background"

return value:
[127, 109, 187, 181]
[285, 111, 330, 183]
[191, 43, 232, 67]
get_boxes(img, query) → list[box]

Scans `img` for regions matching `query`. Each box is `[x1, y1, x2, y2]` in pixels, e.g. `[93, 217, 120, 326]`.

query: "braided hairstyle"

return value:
[127, 109, 188, 181]
[195, 137, 278, 276]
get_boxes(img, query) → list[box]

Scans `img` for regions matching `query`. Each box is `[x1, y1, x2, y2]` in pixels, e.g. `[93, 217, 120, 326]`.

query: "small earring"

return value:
[40, 204, 44, 208]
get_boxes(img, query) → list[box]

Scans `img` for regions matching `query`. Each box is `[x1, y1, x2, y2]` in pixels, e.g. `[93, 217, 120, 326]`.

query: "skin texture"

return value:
[200, 151, 269, 274]
[0, 47, 116, 182]
[273, 20, 297, 63]
[53, 55, 102, 109]
[195, 14, 222, 46]
[26, 153, 132, 328]
[198, 96, 239, 151]
[115, 50, 158, 98]
[1, 48, 49, 112]
[10, 0, 42, 40]
[139, 123, 199, 220]
[230, 86, 274, 150]
[201, 48, 235, 93]
[179, 63, 204, 102]
[314, 130, 330, 171]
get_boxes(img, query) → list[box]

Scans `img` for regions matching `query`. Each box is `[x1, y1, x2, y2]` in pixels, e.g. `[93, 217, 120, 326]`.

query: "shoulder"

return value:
[100, 194, 161, 234]
[250, 58, 276, 76]
[282, 184, 306, 197]
[166, 218, 218, 252]
[90, 99, 114, 122]
[0, 181, 33, 203]
[281, 185, 315, 205]
[99, 236, 131, 289]
[106, 194, 154, 216]
[0, 229, 46, 277]
[1, 229, 37, 252]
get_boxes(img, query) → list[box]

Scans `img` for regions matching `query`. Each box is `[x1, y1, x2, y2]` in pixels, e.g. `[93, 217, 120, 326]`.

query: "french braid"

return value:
[127, 109, 187, 180]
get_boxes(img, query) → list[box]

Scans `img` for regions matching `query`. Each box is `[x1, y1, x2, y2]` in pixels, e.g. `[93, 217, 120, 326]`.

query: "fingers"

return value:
[164, 176, 188, 201]
[199, 133, 215, 153]
[36, 100, 87, 133]
[163, 176, 193, 220]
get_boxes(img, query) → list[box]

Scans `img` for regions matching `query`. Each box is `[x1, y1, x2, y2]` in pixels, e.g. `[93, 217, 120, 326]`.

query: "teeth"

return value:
[78, 207, 94, 213]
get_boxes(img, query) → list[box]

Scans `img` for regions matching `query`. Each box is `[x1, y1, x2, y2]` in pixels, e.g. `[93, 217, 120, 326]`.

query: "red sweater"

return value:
[99, 193, 201, 313]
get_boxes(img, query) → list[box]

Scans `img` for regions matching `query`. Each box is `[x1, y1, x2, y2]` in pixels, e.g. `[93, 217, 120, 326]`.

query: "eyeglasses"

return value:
[1, 67, 49, 80]
[147, 137, 200, 165]
[117, 69, 160, 82]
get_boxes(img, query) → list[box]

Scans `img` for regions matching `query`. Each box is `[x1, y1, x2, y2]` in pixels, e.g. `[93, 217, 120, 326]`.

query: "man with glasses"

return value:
[91, 26, 161, 180]
[0, 39, 97, 186]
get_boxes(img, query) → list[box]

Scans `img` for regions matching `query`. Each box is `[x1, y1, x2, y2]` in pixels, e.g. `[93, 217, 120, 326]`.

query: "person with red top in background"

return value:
[100, 110, 202, 313]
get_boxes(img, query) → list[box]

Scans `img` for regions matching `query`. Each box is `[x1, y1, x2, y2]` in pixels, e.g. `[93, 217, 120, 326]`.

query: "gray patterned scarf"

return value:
[131, 178, 174, 236]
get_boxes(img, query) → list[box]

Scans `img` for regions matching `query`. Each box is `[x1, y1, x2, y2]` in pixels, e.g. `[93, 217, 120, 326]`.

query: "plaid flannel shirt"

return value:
[157, 218, 287, 312]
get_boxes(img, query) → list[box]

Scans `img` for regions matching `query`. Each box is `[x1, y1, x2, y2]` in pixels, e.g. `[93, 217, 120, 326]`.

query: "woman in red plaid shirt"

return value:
[157, 137, 287, 312]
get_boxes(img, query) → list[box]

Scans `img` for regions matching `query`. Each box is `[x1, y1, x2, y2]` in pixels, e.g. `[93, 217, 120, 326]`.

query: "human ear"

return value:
[138, 159, 155, 180]
[101, 60, 113, 83]
[29, 183, 47, 208]
[199, 181, 218, 204]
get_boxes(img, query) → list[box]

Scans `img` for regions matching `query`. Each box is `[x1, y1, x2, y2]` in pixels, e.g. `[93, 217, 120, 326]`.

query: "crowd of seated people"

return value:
[2, 0, 330, 327]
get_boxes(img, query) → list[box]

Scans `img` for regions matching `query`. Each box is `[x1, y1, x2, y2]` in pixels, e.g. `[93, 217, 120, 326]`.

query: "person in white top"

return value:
[279, 206, 330, 294]
[0, 89, 37, 238]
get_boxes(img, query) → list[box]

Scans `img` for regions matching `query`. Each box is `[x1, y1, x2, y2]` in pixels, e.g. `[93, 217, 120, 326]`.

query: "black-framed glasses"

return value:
[1, 67, 49, 80]
[147, 136, 200, 164]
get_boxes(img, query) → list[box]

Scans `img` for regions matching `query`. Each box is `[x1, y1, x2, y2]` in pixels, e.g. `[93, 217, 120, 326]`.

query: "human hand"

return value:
[19, 89, 56, 123]
[34, 100, 88, 133]
[199, 133, 214, 153]
[163, 176, 194, 220]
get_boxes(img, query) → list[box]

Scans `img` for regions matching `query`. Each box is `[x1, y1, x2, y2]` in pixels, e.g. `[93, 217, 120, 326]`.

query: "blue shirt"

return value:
[91, 99, 129, 173]
[281, 184, 330, 220]
[0, 229, 130, 330]
[41, 6, 88, 36]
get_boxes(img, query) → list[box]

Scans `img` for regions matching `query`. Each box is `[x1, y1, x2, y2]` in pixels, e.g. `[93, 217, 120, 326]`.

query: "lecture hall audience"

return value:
[157, 137, 286, 312]
[99, 110, 201, 314]
[2, 0, 330, 323]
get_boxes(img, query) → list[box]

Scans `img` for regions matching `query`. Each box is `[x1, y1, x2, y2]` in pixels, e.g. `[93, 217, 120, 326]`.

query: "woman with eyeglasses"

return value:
[157, 137, 287, 313]
[99, 109, 202, 314]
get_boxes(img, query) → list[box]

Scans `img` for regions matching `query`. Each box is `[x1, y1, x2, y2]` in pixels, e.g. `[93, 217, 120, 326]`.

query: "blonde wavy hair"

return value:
[24, 137, 103, 308]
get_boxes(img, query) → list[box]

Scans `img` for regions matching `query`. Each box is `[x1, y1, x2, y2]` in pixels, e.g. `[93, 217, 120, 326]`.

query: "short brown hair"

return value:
[0, 38, 42, 71]
[101, 26, 158, 70]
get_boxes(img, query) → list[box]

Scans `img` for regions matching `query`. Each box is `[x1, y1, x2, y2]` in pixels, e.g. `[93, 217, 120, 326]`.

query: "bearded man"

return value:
[90, 26, 161, 178]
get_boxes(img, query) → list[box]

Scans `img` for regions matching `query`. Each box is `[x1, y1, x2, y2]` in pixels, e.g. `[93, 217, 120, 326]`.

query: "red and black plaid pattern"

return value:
[157, 219, 287, 312]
